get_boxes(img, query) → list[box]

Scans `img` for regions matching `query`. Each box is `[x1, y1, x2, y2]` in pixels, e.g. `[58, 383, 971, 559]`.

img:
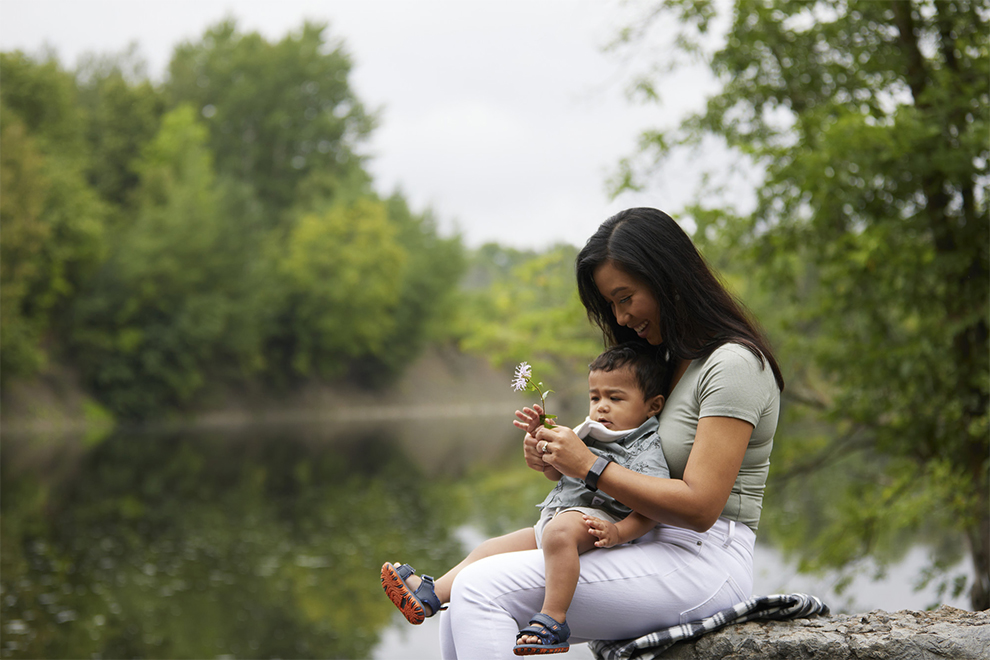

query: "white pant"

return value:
[439, 517, 754, 660]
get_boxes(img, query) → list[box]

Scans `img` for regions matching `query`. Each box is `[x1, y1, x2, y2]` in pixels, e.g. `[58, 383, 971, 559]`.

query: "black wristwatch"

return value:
[584, 456, 612, 491]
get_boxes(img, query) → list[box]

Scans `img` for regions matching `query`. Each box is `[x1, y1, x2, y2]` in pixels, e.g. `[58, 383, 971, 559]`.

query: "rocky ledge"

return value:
[658, 606, 989, 660]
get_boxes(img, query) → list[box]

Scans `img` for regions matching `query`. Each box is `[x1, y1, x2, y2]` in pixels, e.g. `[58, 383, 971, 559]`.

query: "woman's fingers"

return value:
[523, 433, 548, 472]
[533, 425, 593, 478]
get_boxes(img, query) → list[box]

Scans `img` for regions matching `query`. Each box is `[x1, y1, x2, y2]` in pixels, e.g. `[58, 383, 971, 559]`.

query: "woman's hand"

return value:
[522, 432, 544, 471]
[522, 431, 563, 480]
[533, 425, 597, 481]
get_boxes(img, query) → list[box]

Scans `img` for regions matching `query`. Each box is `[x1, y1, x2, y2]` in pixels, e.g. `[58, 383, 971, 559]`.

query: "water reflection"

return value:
[2, 417, 973, 659]
[0, 416, 527, 659]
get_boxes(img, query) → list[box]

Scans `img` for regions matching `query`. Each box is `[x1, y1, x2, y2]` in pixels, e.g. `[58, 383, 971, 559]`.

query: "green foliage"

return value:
[275, 198, 407, 378]
[69, 106, 271, 418]
[2, 26, 464, 419]
[166, 19, 375, 220]
[0, 52, 88, 162]
[350, 194, 466, 384]
[266, 191, 465, 389]
[457, 243, 602, 393]
[0, 53, 108, 384]
[75, 48, 165, 210]
[0, 113, 51, 378]
[617, 0, 989, 607]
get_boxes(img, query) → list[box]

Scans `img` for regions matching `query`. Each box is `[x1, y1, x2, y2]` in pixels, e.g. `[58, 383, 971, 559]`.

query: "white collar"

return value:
[572, 417, 636, 443]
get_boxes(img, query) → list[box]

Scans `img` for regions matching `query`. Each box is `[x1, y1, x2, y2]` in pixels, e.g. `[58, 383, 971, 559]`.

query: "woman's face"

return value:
[593, 261, 663, 345]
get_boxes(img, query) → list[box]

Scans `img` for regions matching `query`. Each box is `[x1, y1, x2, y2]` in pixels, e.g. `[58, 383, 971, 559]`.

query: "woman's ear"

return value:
[648, 394, 665, 416]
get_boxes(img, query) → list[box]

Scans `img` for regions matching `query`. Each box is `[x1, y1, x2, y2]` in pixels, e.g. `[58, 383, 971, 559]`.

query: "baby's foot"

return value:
[381, 562, 437, 624]
[392, 563, 433, 616]
[516, 612, 566, 646]
[517, 632, 539, 645]
[514, 612, 571, 655]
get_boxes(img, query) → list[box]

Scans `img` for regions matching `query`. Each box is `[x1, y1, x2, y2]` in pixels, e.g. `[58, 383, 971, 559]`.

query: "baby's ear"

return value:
[648, 394, 665, 416]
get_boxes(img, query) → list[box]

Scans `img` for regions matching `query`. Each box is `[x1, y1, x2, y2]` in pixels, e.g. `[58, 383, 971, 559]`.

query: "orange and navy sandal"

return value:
[380, 562, 444, 625]
[513, 612, 571, 655]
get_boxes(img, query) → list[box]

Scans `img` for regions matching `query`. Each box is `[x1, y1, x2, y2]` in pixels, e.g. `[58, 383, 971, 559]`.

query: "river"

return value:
[0, 412, 973, 659]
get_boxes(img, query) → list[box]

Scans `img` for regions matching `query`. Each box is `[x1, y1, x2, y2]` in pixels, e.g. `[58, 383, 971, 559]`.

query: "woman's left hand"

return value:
[533, 425, 597, 480]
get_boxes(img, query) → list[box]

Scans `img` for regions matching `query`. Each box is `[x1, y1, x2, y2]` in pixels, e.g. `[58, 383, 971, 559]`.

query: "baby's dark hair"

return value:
[588, 342, 671, 400]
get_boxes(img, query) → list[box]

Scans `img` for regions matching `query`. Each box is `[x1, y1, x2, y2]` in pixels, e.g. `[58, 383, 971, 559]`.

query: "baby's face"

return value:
[587, 366, 659, 432]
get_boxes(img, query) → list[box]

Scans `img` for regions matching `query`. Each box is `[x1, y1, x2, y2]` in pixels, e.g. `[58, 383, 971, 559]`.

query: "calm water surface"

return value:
[1, 418, 972, 659]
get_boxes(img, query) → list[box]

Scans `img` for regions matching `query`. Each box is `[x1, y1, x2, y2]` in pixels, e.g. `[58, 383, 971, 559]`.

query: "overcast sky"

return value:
[0, 0, 722, 249]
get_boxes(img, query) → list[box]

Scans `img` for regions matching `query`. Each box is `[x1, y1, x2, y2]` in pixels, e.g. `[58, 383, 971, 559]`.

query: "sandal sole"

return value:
[513, 644, 570, 655]
[380, 563, 427, 625]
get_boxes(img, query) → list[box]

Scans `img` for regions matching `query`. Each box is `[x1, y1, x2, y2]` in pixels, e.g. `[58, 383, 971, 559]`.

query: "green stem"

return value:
[527, 378, 554, 428]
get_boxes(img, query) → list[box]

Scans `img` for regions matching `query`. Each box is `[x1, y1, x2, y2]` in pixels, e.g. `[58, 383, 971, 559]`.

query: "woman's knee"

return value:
[449, 551, 546, 611]
[449, 557, 498, 608]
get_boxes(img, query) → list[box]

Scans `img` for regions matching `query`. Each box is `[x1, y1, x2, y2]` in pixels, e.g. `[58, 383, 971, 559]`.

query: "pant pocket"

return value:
[678, 576, 745, 625]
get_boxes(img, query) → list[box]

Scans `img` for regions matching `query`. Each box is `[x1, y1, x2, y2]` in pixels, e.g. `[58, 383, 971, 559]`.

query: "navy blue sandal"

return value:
[513, 612, 571, 655]
[380, 562, 444, 625]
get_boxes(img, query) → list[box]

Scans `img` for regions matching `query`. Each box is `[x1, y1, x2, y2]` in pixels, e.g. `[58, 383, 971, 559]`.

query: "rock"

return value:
[656, 606, 989, 660]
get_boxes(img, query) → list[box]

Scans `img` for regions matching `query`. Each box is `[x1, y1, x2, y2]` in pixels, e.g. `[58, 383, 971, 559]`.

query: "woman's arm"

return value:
[536, 416, 753, 532]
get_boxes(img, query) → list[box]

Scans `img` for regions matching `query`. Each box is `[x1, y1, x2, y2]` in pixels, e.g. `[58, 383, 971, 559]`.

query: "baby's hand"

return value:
[513, 404, 545, 436]
[584, 515, 621, 548]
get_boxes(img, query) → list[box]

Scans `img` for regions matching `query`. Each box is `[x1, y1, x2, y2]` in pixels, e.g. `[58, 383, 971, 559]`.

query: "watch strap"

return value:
[584, 455, 612, 491]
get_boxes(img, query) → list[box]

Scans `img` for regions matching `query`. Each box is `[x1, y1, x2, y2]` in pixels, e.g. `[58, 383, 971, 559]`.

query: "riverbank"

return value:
[0, 346, 571, 437]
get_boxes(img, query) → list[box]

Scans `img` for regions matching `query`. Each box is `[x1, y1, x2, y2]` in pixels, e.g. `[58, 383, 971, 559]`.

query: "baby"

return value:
[380, 342, 670, 656]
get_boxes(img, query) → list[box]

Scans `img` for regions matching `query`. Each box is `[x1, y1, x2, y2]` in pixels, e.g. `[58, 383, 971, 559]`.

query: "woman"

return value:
[439, 208, 783, 658]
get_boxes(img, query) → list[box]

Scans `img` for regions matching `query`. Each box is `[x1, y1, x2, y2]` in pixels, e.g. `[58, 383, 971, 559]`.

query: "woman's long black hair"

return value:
[576, 208, 784, 392]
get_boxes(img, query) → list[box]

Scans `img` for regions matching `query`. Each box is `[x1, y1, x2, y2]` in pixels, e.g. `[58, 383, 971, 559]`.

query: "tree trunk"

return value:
[967, 500, 990, 610]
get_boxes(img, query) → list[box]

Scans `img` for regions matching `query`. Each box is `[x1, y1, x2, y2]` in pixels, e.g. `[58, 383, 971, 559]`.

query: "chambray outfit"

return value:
[440, 344, 780, 659]
[534, 416, 669, 548]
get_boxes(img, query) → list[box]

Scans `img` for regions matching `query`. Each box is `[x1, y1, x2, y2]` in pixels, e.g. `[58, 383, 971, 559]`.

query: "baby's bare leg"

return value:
[391, 528, 537, 617]
[432, 527, 537, 606]
[517, 511, 598, 644]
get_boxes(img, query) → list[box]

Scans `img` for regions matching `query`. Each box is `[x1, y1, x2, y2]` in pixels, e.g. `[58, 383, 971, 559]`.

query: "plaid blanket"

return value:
[588, 593, 830, 660]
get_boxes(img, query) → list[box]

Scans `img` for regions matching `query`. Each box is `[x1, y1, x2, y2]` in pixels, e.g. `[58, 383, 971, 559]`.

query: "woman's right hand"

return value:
[534, 424, 598, 481]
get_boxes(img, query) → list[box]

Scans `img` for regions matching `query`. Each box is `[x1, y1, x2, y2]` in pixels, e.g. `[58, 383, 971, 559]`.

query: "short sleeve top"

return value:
[657, 343, 780, 531]
[537, 416, 669, 521]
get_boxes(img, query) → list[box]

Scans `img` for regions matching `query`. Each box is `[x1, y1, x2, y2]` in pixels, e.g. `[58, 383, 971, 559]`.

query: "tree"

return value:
[70, 106, 271, 418]
[75, 47, 165, 213]
[613, 0, 989, 609]
[166, 20, 375, 221]
[456, 244, 602, 410]
[346, 193, 466, 386]
[273, 198, 407, 379]
[0, 54, 107, 384]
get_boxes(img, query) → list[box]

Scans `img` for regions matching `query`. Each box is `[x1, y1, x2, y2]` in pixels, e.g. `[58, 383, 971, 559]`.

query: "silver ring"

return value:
[539, 441, 548, 454]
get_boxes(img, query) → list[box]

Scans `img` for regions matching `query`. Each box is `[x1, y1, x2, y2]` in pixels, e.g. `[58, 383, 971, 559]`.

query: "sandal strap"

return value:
[391, 564, 445, 616]
[516, 612, 570, 645]
[412, 574, 443, 616]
